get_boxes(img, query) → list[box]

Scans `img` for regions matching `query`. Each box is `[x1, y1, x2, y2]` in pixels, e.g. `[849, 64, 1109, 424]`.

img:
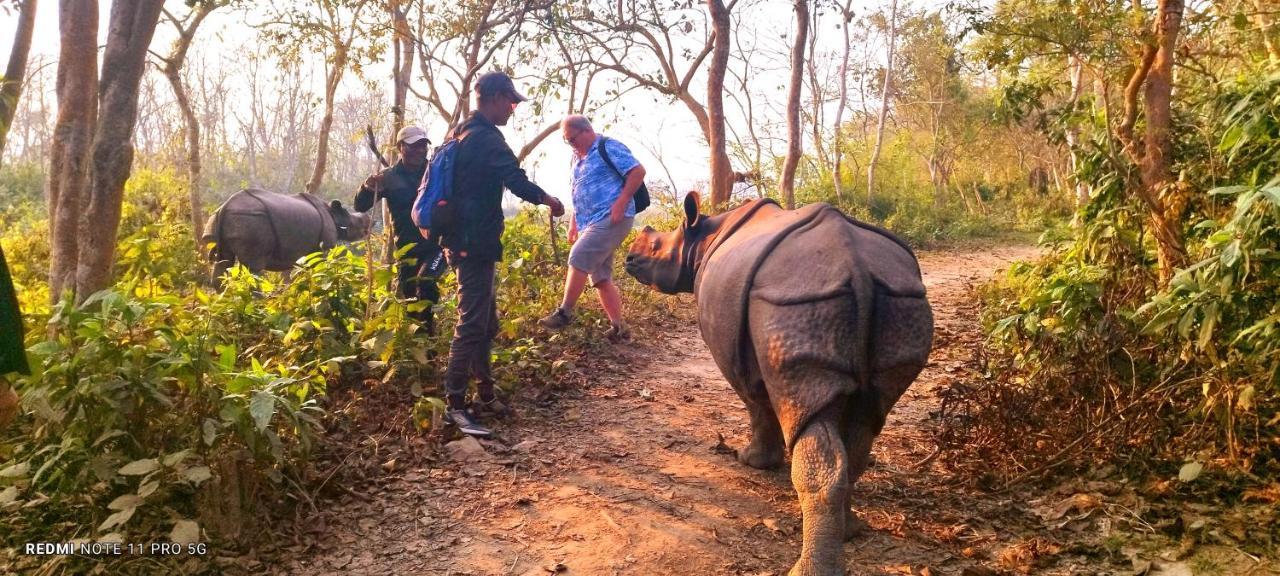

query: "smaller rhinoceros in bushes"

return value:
[202, 189, 373, 284]
[625, 192, 933, 576]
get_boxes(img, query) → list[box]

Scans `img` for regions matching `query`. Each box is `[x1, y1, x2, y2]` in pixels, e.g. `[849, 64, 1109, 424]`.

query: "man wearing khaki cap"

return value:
[355, 125, 444, 334]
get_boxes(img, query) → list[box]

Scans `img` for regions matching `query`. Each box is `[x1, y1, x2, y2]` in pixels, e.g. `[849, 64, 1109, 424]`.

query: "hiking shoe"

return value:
[538, 308, 574, 331]
[445, 409, 493, 438]
[473, 396, 515, 420]
[605, 322, 633, 343]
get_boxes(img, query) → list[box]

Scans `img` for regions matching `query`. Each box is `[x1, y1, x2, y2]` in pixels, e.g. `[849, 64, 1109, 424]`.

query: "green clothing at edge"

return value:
[0, 244, 30, 376]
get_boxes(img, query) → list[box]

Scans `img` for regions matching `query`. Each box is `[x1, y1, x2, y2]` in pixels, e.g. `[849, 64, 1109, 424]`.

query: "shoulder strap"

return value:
[596, 136, 625, 182]
[446, 120, 480, 144]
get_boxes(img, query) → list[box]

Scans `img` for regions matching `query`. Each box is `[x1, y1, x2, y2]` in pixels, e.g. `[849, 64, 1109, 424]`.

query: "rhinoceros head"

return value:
[329, 200, 373, 241]
[625, 192, 705, 294]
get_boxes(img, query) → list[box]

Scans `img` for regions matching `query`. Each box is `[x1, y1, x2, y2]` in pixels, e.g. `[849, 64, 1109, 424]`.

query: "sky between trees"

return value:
[0, 0, 957, 204]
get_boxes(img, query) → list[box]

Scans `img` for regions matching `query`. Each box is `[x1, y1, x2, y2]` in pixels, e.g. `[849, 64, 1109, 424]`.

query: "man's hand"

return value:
[609, 202, 627, 225]
[568, 220, 578, 244]
[544, 195, 565, 217]
[362, 172, 384, 194]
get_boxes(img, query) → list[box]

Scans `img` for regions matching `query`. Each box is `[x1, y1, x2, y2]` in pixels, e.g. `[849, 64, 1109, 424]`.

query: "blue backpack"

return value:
[412, 136, 461, 237]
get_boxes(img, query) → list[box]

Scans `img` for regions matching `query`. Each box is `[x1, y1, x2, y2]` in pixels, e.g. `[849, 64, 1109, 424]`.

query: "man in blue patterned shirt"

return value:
[538, 115, 647, 342]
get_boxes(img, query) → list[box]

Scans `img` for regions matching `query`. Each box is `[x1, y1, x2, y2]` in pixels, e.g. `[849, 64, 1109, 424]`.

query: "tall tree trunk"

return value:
[76, 0, 165, 301]
[706, 0, 733, 209]
[164, 66, 204, 243]
[866, 0, 898, 206]
[159, 4, 216, 248]
[390, 0, 412, 154]
[1116, 0, 1187, 285]
[806, 5, 825, 173]
[1064, 54, 1089, 219]
[48, 0, 99, 302]
[1140, 0, 1187, 282]
[831, 0, 853, 201]
[388, 0, 413, 265]
[0, 0, 38, 162]
[780, 0, 809, 209]
[306, 47, 348, 195]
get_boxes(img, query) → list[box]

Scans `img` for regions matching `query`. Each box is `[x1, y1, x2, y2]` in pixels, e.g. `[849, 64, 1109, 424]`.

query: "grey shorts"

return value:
[568, 217, 634, 286]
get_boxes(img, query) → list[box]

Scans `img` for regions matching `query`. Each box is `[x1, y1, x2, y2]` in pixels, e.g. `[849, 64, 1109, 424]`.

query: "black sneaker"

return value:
[445, 409, 493, 438]
[538, 308, 574, 331]
[473, 396, 514, 420]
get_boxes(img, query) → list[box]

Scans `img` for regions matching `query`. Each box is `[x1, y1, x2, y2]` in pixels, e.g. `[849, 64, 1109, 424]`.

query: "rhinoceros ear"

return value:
[329, 199, 343, 211]
[683, 192, 701, 228]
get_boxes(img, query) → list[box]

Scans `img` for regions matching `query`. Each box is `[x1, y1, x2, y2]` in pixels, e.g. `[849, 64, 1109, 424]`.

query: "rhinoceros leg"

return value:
[738, 384, 785, 469]
[842, 413, 877, 541]
[210, 258, 232, 288]
[788, 404, 848, 576]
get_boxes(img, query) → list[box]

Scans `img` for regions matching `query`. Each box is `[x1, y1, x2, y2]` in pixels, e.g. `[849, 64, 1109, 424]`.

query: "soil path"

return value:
[284, 244, 1047, 576]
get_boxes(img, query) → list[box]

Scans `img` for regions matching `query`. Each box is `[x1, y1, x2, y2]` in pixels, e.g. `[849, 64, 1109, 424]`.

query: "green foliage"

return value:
[797, 130, 1069, 247]
[1216, 71, 1280, 183]
[0, 161, 43, 213]
[0, 248, 399, 568]
[1137, 181, 1280, 467]
[951, 60, 1280, 484]
[0, 176, 430, 572]
[1, 214, 49, 312]
[0, 158, 679, 571]
[950, 189, 1169, 480]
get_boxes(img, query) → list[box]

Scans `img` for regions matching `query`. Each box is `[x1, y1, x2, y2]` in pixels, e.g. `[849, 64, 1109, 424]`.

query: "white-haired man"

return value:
[538, 115, 646, 342]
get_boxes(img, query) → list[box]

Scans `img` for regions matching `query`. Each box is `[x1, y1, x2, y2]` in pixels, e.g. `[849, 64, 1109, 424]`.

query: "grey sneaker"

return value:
[445, 409, 493, 437]
[605, 322, 633, 343]
[538, 308, 574, 331]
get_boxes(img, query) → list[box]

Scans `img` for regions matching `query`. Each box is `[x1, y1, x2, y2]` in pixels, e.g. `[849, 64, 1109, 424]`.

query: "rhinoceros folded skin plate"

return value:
[696, 198, 930, 449]
[626, 193, 933, 576]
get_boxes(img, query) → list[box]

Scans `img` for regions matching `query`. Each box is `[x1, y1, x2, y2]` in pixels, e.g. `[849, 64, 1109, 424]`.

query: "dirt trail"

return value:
[283, 245, 1047, 576]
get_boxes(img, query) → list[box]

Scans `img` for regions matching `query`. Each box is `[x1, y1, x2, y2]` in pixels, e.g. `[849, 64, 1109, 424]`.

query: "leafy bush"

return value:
[0, 236, 429, 573]
[0, 177, 686, 573]
[1140, 175, 1280, 468]
[943, 190, 1174, 482]
[945, 68, 1280, 485]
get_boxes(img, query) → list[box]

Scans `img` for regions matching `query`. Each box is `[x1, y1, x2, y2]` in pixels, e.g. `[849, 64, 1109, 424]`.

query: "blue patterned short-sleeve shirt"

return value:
[571, 135, 640, 230]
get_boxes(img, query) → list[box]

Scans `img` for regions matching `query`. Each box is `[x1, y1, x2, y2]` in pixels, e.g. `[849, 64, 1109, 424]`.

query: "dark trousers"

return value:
[444, 256, 499, 407]
[398, 256, 441, 335]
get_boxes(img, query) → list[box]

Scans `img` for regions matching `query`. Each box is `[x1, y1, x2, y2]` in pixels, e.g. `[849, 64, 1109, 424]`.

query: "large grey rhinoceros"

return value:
[624, 192, 933, 576]
[202, 189, 372, 283]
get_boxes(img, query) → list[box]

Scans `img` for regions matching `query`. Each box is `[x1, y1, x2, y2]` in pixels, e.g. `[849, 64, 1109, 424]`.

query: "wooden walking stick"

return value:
[362, 125, 393, 316]
[363, 126, 398, 268]
[548, 210, 561, 264]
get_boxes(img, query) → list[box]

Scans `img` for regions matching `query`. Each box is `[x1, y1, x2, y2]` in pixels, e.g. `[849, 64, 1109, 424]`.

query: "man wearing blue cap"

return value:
[431, 71, 565, 437]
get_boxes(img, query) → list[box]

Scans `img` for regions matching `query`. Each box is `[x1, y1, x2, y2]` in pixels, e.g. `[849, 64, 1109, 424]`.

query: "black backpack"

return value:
[597, 136, 650, 212]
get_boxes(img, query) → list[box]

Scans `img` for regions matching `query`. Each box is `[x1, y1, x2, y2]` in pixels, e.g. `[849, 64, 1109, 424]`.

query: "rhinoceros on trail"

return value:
[202, 189, 373, 284]
[625, 192, 933, 576]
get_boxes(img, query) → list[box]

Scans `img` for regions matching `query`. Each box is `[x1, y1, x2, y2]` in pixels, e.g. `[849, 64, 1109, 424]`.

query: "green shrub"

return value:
[947, 67, 1280, 484]
[0, 241, 425, 572]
